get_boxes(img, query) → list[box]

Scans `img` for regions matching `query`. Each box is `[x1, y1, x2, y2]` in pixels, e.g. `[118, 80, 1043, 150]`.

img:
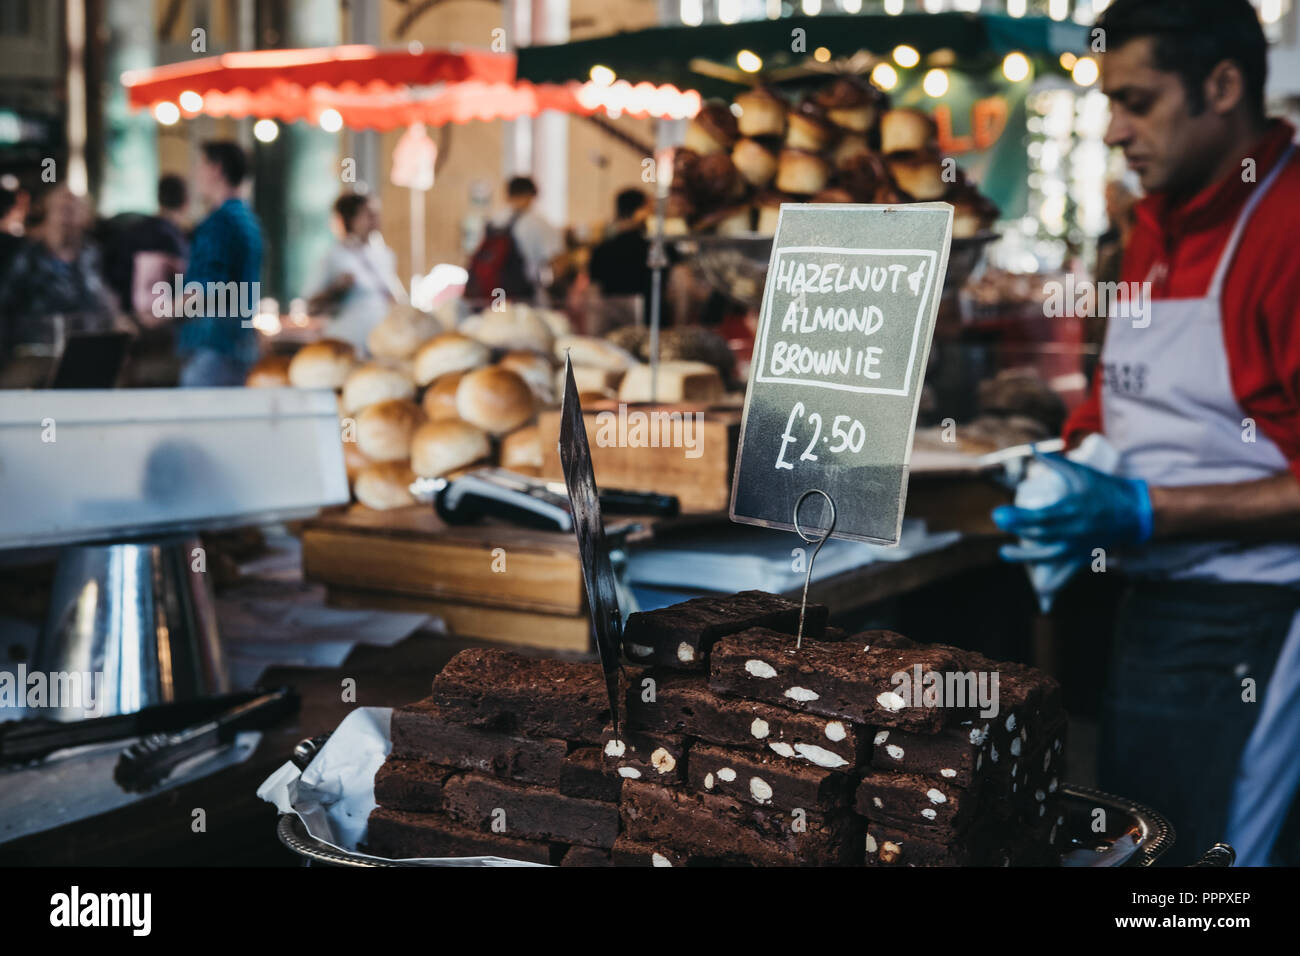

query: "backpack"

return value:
[464, 212, 535, 305]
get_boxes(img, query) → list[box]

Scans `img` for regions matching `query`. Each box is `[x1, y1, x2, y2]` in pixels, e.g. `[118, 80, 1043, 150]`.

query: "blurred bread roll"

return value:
[354, 460, 417, 511]
[367, 306, 442, 360]
[535, 308, 572, 339]
[355, 398, 424, 462]
[341, 363, 415, 413]
[500, 423, 544, 475]
[413, 332, 490, 386]
[554, 335, 635, 371]
[421, 371, 466, 421]
[455, 366, 536, 436]
[776, 149, 830, 195]
[461, 306, 555, 354]
[410, 420, 491, 478]
[498, 350, 556, 405]
[888, 154, 947, 200]
[734, 87, 786, 138]
[343, 441, 371, 483]
[880, 109, 937, 154]
[289, 339, 356, 389]
[246, 354, 292, 388]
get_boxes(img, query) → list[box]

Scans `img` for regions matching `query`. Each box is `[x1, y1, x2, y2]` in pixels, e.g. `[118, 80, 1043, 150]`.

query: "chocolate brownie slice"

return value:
[627, 672, 864, 770]
[622, 590, 828, 670]
[600, 727, 688, 784]
[609, 835, 693, 867]
[391, 698, 568, 785]
[430, 648, 609, 744]
[869, 722, 990, 788]
[559, 747, 622, 802]
[442, 772, 621, 849]
[863, 822, 984, 867]
[855, 769, 980, 835]
[373, 758, 455, 812]
[365, 807, 552, 864]
[709, 628, 969, 732]
[689, 742, 851, 809]
[559, 845, 614, 867]
[620, 780, 862, 866]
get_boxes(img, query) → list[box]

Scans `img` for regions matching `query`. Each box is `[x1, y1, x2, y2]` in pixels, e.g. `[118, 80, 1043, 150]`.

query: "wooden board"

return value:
[301, 505, 585, 615]
[537, 405, 740, 513]
[327, 587, 592, 653]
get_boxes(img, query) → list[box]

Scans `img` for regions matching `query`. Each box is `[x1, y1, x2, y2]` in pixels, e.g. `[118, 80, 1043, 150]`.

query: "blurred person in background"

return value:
[304, 191, 402, 354]
[0, 174, 29, 278]
[0, 185, 118, 383]
[464, 175, 561, 308]
[177, 140, 263, 387]
[587, 187, 652, 334]
[99, 173, 191, 320]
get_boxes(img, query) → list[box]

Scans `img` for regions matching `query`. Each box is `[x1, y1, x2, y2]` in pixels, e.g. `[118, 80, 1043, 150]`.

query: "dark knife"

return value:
[557, 356, 625, 737]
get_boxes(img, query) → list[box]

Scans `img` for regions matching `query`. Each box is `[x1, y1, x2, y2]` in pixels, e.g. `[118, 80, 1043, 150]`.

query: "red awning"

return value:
[122, 45, 699, 127]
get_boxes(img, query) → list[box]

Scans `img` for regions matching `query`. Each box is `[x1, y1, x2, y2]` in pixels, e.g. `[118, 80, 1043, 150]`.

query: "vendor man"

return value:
[994, 0, 1300, 865]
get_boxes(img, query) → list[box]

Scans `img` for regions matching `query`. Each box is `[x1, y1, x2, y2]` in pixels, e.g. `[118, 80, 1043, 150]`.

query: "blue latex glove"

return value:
[992, 452, 1154, 564]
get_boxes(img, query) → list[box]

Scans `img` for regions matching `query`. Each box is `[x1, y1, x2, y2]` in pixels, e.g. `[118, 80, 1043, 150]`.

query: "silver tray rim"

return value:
[275, 781, 1173, 868]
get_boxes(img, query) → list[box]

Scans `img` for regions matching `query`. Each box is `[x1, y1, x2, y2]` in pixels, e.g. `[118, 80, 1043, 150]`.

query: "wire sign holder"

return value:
[792, 489, 836, 651]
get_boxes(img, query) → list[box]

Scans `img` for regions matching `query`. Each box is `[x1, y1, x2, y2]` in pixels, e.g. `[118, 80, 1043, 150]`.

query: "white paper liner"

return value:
[256, 706, 545, 866]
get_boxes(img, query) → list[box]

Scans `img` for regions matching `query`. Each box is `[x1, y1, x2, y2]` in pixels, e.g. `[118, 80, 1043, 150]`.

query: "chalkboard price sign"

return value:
[729, 202, 953, 545]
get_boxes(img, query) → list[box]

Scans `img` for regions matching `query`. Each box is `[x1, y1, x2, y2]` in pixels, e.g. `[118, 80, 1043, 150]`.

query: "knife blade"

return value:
[557, 355, 625, 738]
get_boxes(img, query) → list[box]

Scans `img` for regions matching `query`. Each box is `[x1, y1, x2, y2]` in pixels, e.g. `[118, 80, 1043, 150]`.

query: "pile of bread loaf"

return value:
[667, 76, 997, 239]
[244, 303, 730, 511]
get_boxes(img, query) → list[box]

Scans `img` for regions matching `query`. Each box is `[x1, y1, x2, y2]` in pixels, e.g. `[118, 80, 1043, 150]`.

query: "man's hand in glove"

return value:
[991, 453, 1154, 563]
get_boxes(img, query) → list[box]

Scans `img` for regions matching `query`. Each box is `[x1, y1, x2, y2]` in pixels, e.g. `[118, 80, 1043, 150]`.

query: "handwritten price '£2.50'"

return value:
[775, 402, 868, 470]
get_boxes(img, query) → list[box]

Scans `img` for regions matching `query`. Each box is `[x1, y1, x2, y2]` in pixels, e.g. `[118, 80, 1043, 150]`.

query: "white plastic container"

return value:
[0, 388, 349, 550]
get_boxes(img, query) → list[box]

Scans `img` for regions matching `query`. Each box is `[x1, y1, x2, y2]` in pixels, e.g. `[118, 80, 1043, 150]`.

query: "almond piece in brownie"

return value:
[430, 647, 610, 744]
[855, 768, 981, 836]
[622, 590, 827, 670]
[442, 772, 621, 849]
[619, 779, 862, 866]
[373, 758, 455, 812]
[599, 726, 688, 784]
[709, 628, 969, 732]
[688, 741, 851, 809]
[364, 807, 552, 864]
[391, 698, 568, 786]
[626, 672, 864, 770]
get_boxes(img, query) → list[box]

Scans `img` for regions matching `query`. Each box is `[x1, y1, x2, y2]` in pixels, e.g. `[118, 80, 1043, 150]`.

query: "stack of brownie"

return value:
[364, 589, 1067, 866]
[365, 648, 626, 865]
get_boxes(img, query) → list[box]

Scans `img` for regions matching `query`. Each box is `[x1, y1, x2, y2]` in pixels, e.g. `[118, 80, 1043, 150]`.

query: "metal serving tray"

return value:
[275, 782, 1175, 868]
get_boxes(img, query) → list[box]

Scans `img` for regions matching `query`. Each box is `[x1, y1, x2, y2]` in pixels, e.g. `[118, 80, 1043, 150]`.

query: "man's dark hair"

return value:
[158, 173, 187, 211]
[200, 140, 249, 187]
[615, 187, 649, 220]
[1097, 0, 1268, 119]
[506, 176, 538, 199]
[333, 192, 371, 232]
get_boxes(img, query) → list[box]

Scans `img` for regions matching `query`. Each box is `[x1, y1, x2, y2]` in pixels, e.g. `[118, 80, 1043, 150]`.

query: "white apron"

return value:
[1101, 143, 1300, 865]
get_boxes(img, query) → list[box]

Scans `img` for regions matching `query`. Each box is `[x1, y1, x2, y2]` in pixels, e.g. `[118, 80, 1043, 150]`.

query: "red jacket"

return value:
[1063, 120, 1300, 483]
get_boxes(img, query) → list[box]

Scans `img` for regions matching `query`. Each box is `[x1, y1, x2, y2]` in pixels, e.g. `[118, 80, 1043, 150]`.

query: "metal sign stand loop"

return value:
[792, 488, 837, 651]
